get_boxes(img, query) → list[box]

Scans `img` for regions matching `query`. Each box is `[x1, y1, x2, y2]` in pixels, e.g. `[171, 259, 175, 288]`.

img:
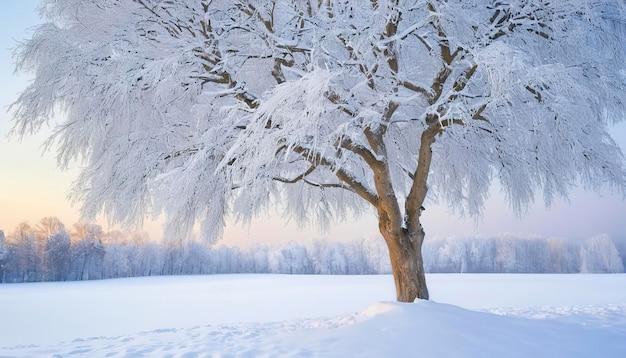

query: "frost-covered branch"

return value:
[291, 145, 379, 207]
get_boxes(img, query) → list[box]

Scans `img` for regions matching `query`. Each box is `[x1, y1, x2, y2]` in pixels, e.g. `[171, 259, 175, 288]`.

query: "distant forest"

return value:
[0, 217, 624, 283]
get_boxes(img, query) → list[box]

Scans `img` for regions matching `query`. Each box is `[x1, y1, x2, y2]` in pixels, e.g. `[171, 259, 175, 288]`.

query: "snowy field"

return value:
[1, 274, 626, 357]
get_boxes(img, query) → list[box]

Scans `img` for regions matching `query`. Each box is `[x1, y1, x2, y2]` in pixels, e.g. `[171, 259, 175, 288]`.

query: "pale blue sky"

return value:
[1, 1, 625, 244]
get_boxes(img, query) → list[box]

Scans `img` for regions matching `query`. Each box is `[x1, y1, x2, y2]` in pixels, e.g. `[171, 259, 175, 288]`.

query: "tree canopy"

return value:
[11, 0, 626, 301]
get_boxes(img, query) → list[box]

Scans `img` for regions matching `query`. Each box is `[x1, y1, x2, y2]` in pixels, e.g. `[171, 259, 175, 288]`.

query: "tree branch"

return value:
[337, 136, 383, 169]
[293, 145, 379, 206]
[272, 165, 317, 184]
[405, 124, 441, 235]
[400, 80, 433, 103]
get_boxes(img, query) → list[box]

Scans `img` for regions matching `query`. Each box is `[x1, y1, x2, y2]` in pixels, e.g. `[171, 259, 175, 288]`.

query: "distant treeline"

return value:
[0, 218, 624, 283]
[424, 234, 624, 274]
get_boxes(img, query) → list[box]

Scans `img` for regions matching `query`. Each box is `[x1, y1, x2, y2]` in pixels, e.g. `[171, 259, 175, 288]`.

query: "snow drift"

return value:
[1, 274, 625, 357]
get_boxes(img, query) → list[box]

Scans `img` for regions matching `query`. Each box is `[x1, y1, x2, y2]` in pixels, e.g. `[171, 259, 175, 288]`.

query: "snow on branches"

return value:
[10, 0, 626, 242]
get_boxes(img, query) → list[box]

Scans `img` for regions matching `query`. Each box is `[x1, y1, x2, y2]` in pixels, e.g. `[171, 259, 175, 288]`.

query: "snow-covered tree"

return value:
[45, 228, 72, 281]
[313, 240, 350, 274]
[7, 223, 43, 282]
[580, 235, 625, 273]
[268, 241, 312, 274]
[69, 223, 105, 280]
[35, 217, 65, 242]
[11, 0, 626, 301]
[0, 230, 7, 282]
[34, 217, 68, 280]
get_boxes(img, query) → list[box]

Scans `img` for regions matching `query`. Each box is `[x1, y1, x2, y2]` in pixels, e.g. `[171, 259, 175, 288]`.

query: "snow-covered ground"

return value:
[1, 274, 625, 357]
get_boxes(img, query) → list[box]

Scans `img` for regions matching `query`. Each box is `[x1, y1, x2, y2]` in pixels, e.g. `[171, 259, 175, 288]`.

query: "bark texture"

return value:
[383, 226, 429, 302]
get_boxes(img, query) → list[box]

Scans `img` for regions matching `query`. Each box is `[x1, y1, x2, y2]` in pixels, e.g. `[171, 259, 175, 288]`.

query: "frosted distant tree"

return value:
[35, 217, 67, 280]
[35, 217, 65, 242]
[45, 229, 72, 281]
[11, 0, 626, 301]
[69, 223, 105, 280]
[315, 241, 350, 274]
[138, 241, 165, 276]
[8, 223, 42, 282]
[182, 241, 210, 274]
[269, 241, 312, 274]
[580, 235, 625, 273]
[0, 230, 7, 282]
[251, 246, 270, 273]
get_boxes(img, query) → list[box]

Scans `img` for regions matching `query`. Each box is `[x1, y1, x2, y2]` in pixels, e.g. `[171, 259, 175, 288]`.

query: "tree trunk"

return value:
[361, 118, 438, 303]
[381, 124, 439, 302]
[382, 226, 429, 302]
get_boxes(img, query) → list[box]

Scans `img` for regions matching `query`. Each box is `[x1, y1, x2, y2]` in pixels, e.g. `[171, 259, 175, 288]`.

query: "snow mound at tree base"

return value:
[308, 300, 626, 357]
[5, 301, 626, 357]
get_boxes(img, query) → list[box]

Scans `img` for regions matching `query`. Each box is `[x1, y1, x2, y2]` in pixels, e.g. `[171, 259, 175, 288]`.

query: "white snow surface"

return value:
[1, 274, 626, 357]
